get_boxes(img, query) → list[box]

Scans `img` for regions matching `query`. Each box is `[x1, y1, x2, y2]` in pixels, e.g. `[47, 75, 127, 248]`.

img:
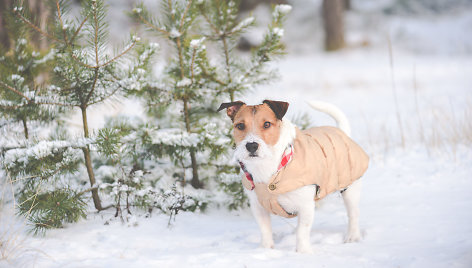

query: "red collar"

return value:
[239, 144, 294, 190]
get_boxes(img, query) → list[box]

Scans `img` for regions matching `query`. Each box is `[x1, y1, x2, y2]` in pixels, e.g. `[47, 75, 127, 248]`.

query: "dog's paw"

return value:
[344, 231, 362, 243]
[296, 244, 313, 254]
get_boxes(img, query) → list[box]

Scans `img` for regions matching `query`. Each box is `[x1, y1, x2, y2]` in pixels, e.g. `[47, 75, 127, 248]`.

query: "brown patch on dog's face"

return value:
[232, 103, 282, 146]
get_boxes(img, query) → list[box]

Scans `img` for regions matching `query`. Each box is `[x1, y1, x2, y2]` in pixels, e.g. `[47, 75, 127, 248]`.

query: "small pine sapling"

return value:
[12, 0, 144, 211]
[197, 0, 292, 209]
[131, 0, 206, 189]
[130, 0, 291, 210]
[0, 5, 59, 140]
[2, 136, 88, 235]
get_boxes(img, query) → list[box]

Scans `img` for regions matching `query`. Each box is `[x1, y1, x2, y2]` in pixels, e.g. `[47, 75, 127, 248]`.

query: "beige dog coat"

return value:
[241, 126, 369, 218]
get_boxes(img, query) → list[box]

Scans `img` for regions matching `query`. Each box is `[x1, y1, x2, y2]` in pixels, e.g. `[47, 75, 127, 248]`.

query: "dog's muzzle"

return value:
[246, 142, 259, 156]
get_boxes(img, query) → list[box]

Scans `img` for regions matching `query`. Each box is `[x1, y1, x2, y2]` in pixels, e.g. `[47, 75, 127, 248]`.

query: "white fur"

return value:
[236, 119, 296, 184]
[238, 102, 362, 253]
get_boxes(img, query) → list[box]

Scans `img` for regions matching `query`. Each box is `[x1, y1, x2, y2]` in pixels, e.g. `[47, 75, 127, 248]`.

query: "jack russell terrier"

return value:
[217, 100, 369, 253]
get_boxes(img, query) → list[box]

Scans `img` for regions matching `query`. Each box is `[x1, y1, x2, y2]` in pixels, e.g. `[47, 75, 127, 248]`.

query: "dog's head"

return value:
[217, 100, 289, 161]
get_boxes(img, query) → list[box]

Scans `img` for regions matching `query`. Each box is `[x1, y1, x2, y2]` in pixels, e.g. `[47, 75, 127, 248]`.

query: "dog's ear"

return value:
[217, 101, 245, 121]
[263, 100, 289, 120]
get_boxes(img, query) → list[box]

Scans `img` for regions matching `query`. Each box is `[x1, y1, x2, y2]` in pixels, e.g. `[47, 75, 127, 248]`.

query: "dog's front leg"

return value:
[247, 190, 274, 248]
[295, 196, 315, 253]
[279, 186, 316, 253]
[297, 201, 315, 253]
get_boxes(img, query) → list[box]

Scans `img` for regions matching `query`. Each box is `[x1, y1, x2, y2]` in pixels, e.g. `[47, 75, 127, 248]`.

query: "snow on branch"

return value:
[150, 128, 202, 148]
[3, 139, 92, 167]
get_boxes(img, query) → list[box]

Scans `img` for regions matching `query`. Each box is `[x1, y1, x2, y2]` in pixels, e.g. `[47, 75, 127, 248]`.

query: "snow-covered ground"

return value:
[2, 0, 472, 267]
[2, 145, 471, 267]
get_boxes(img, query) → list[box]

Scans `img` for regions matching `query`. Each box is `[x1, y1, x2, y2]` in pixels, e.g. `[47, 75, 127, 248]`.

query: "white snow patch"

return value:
[190, 37, 205, 49]
[169, 28, 181, 38]
[275, 4, 292, 15]
[176, 77, 192, 87]
[232, 17, 255, 33]
[273, 27, 284, 37]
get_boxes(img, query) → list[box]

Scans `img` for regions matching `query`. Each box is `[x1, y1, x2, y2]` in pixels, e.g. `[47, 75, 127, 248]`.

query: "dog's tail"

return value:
[307, 101, 351, 137]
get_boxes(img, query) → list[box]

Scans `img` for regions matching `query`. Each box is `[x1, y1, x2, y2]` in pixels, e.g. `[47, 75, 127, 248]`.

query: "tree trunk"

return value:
[0, 0, 12, 50]
[0, 1, 50, 51]
[27, 0, 50, 51]
[80, 106, 103, 210]
[344, 0, 351, 10]
[22, 118, 29, 139]
[322, 0, 345, 51]
[183, 99, 202, 189]
[239, 0, 288, 12]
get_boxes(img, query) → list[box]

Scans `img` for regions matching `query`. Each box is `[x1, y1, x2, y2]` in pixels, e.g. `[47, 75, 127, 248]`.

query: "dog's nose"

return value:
[246, 142, 259, 154]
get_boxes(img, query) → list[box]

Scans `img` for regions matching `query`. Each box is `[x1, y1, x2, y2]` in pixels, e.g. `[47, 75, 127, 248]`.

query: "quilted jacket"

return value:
[242, 126, 369, 218]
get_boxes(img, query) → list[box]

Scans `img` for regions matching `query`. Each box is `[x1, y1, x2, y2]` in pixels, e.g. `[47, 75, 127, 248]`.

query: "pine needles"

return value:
[1, 0, 293, 233]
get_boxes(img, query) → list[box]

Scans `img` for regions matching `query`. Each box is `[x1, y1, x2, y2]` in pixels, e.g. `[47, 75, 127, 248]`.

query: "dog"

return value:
[217, 100, 369, 253]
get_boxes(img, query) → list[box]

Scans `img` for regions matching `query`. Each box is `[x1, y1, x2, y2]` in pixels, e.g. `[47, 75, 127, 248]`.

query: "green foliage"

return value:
[155, 185, 208, 226]
[95, 124, 147, 218]
[0, 14, 58, 139]
[290, 112, 315, 130]
[1, 135, 86, 235]
[1, 0, 152, 232]
[17, 188, 87, 236]
[130, 0, 291, 209]
[95, 118, 208, 219]
[1, 0, 292, 234]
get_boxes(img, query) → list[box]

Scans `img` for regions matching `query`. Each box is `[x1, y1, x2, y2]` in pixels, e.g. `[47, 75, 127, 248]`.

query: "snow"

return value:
[273, 27, 284, 37]
[2, 1, 472, 267]
[232, 17, 255, 33]
[274, 4, 292, 16]
[150, 128, 201, 147]
[190, 38, 205, 49]
[10, 74, 24, 83]
[169, 28, 181, 38]
[3, 139, 90, 168]
[176, 77, 192, 87]
[2, 152, 472, 267]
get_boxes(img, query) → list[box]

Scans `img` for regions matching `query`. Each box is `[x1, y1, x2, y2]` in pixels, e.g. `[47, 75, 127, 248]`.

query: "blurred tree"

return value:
[0, 0, 13, 50]
[322, 0, 345, 51]
[10, 0, 143, 212]
[25, 0, 50, 50]
[344, 0, 351, 10]
[239, 0, 287, 11]
[0, 0, 51, 51]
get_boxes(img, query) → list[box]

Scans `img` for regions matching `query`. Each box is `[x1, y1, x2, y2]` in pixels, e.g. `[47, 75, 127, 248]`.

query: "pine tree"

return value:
[0, 3, 58, 141]
[0, 0, 154, 233]
[11, 0, 143, 210]
[94, 117, 207, 222]
[0, 0, 292, 233]
[130, 0, 291, 208]
[3, 135, 89, 235]
[198, 0, 291, 101]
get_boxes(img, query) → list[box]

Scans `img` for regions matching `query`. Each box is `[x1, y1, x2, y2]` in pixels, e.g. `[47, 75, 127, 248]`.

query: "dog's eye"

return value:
[235, 123, 245, 130]
[263, 122, 271, 129]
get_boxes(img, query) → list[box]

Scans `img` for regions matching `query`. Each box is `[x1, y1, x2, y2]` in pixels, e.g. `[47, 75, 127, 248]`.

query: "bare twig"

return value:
[200, 11, 221, 36]
[13, 10, 63, 44]
[136, 13, 170, 36]
[56, 1, 69, 45]
[70, 15, 89, 44]
[179, 0, 193, 30]
[0, 81, 31, 102]
[387, 35, 405, 148]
